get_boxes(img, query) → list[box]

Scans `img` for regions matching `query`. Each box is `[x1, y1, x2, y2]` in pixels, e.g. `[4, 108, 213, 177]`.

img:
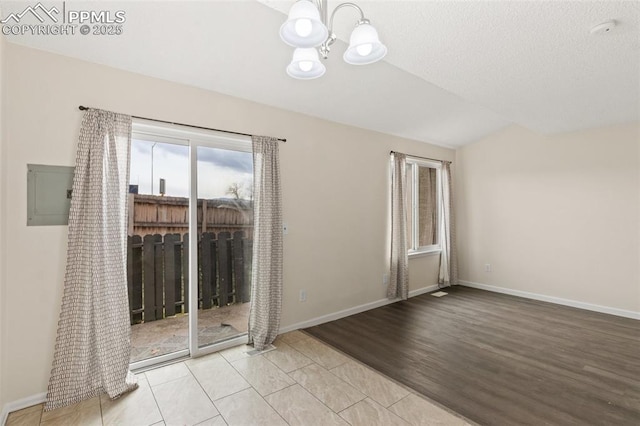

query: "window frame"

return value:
[132, 119, 252, 153]
[406, 157, 442, 257]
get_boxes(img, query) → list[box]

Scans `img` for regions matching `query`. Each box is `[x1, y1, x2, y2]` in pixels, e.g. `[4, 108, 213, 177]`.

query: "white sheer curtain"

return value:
[438, 161, 458, 286]
[46, 109, 137, 410]
[389, 152, 409, 299]
[248, 136, 283, 351]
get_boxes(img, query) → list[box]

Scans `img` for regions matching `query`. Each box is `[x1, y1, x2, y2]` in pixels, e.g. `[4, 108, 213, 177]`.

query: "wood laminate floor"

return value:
[305, 286, 640, 425]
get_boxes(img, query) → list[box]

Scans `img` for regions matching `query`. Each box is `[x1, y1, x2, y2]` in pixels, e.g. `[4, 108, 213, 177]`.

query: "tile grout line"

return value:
[386, 394, 415, 425]
[148, 366, 225, 426]
[258, 385, 294, 426]
[338, 397, 410, 426]
[334, 396, 365, 416]
[183, 354, 258, 425]
[325, 344, 417, 404]
[227, 351, 294, 397]
[330, 363, 412, 408]
[327, 363, 377, 405]
[145, 363, 195, 389]
[265, 341, 315, 374]
[146, 374, 166, 426]
[182, 358, 235, 421]
[98, 391, 104, 426]
[183, 369, 230, 425]
[286, 362, 366, 416]
[218, 350, 290, 425]
[276, 380, 353, 422]
[283, 358, 316, 376]
[226, 341, 338, 425]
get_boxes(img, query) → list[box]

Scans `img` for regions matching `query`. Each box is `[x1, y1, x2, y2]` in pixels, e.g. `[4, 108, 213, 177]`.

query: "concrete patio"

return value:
[130, 302, 250, 363]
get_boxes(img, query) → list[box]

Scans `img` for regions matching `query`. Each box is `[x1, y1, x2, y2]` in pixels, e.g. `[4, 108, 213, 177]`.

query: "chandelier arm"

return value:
[313, 0, 329, 29]
[317, 1, 367, 59]
[328, 2, 366, 32]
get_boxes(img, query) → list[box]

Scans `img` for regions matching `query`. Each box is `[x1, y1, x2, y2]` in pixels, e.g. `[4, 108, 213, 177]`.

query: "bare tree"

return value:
[227, 182, 243, 199]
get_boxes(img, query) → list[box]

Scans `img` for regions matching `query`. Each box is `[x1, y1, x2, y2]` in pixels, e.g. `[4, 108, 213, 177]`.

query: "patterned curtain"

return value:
[46, 109, 137, 410]
[438, 161, 458, 286]
[248, 136, 283, 351]
[389, 152, 409, 299]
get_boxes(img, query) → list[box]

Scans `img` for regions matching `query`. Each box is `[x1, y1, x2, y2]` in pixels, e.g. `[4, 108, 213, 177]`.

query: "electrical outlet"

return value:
[484, 263, 492, 272]
[299, 289, 307, 302]
[382, 274, 389, 287]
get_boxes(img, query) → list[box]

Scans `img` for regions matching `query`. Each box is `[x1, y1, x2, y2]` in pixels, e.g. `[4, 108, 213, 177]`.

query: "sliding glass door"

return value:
[128, 134, 190, 366]
[195, 145, 253, 350]
[128, 120, 253, 369]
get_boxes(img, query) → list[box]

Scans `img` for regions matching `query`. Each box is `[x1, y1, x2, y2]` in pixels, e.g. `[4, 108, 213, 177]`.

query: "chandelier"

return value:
[280, 0, 387, 79]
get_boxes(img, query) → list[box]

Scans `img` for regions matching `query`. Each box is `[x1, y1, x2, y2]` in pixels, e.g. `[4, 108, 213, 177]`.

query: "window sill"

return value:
[408, 249, 441, 259]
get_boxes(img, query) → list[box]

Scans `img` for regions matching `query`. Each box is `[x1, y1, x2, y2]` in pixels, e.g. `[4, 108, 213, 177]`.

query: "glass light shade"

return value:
[343, 22, 387, 65]
[295, 18, 313, 37]
[356, 43, 373, 56]
[286, 48, 326, 79]
[280, 0, 329, 48]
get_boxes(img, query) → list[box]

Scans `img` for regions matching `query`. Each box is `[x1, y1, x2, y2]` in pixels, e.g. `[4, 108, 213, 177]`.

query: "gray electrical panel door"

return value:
[27, 164, 74, 226]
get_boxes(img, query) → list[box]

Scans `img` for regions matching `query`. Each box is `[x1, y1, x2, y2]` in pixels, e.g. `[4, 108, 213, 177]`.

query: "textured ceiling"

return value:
[367, 0, 640, 135]
[2, 1, 638, 147]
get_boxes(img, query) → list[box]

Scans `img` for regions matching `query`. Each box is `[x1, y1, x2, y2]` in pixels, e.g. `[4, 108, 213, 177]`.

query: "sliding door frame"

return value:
[130, 119, 252, 371]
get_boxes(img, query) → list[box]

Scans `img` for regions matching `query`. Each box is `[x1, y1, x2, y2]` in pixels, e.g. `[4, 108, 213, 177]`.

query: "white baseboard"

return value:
[459, 280, 640, 320]
[1, 392, 46, 426]
[279, 284, 439, 334]
[1, 284, 442, 425]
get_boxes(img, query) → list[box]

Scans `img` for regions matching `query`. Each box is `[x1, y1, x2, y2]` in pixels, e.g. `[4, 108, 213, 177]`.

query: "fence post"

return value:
[143, 234, 157, 322]
[182, 233, 189, 314]
[201, 232, 214, 309]
[164, 234, 179, 317]
[153, 234, 164, 320]
[174, 235, 183, 315]
[243, 238, 253, 303]
[127, 236, 134, 324]
[232, 231, 245, 303]
[130, 235, 143, 323]
[128, 193, 135, 235]
[218, 232, 232, 306]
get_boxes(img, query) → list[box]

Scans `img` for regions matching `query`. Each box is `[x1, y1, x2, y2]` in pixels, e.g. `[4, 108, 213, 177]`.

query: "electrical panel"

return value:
[27, 164, 74, 226]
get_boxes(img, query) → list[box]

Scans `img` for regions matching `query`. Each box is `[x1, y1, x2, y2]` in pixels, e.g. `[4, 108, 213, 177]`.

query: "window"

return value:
[406, 158, 442, 255]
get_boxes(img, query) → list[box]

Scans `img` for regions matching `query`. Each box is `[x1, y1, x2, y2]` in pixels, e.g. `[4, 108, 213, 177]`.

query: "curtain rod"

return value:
[78, 106, 286, 142]
[390, 150, 451, 164]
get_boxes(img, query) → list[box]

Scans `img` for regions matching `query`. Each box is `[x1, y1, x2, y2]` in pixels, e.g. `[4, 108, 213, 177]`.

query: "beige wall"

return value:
[1, 43, 453, 404]
[456, 123, 640, 313]
[0, 31, 6, 411]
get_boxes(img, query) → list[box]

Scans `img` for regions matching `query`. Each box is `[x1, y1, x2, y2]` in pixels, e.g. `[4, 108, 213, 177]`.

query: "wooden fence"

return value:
[129, 194, 253, 237]
[127, 231, 252, 325]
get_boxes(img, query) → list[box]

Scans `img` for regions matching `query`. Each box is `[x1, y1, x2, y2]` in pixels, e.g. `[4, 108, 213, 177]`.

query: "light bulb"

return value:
[295, 18, 312, 37]
[298, 61, 313, 72]
[356, 43, 373, 56]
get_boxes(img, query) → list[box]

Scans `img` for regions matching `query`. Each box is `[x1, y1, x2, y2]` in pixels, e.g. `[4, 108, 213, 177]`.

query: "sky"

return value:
[129, 139, 253, 199]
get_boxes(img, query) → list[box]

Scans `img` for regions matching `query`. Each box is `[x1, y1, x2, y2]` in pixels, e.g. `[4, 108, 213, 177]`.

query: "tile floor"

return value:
[6, 331, 472, 426]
